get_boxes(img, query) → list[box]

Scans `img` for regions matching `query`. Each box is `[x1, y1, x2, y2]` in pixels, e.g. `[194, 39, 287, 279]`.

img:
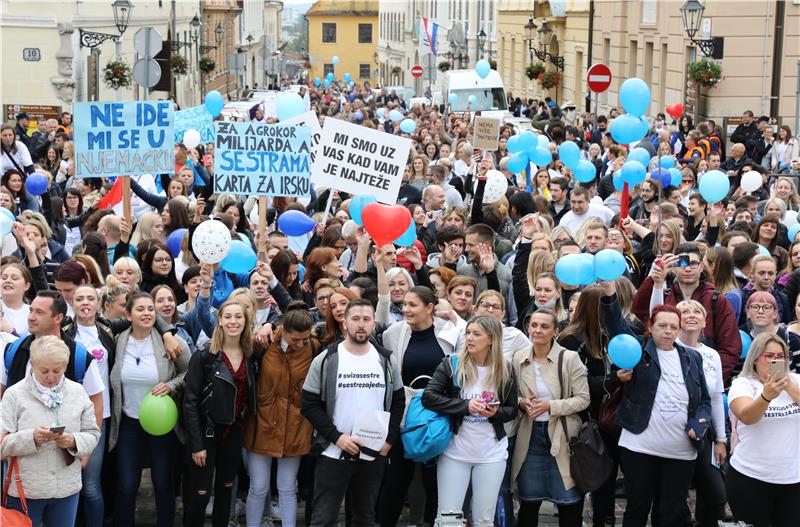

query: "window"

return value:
[359, 64, 370, 78]
[324, 63, 334, 76]
[628, 40, 638, 78]
[642, 0, 657, 24]
[358, 23, 372, 43]
[322, 23, 336, 43]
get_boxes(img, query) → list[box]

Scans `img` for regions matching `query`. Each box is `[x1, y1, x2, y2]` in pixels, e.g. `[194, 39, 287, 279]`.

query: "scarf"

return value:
[32, 373, 65, 411]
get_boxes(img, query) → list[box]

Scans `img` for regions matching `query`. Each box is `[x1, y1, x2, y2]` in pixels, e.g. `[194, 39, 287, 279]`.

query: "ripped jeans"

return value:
[183, 425, 245, 527]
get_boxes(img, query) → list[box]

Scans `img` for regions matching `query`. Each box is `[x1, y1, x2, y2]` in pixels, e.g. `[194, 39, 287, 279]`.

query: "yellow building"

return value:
[307, 0, 378, 84]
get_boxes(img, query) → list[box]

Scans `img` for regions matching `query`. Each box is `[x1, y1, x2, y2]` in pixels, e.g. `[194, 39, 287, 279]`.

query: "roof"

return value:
[306, 0, 378, 17]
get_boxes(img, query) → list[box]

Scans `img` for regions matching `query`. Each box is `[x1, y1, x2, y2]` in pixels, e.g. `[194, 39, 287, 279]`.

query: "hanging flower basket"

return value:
[103, 58, 132, 89]
[688, 59, 722, 89]
[171, 54, 188, 76]
[537, 70, 562, 89]
[198, 56, 215, 73]
[438, 61, 452, 72]
[526, 62, 546, 81]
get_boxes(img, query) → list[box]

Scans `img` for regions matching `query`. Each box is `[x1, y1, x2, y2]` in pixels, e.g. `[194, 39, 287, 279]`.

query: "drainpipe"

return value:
[585, 0, 594, 113]
[760, 0, 772, 116]
[769, 0, 785, 118]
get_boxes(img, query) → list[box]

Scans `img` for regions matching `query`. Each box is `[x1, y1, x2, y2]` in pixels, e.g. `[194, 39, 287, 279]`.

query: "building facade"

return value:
[307, 0, 378, 85]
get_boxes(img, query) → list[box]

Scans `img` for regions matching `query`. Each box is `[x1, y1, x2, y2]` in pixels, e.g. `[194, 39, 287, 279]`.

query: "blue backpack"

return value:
[401, 355, 459, 463]
[4, 337, 88, 384]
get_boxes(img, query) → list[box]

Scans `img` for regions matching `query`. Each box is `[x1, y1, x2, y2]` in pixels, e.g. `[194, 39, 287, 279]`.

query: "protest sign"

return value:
[213, 121, 311, 197]
[174, 105, 214, 144]
[74, 101, 174, 178]
[281, 111, 322, 164]
[472, 116, 501, 151]
[311, 119, 412, 204]
[352, 410, 390, 461]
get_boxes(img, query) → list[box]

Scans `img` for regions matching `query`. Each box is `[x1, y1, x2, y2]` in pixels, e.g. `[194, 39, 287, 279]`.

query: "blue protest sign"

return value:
[213, 121, 311, 197]
[174, 105, 215, 144]
[74, 101, 175, 178]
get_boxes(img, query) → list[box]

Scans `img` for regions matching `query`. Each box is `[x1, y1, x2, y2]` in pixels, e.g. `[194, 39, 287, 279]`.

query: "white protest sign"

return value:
[472, 116, 501, 151]
[213, 121, 311, 197]
[311, 119, 412, 204]
[281, 111, 322, 165]
[352, 410, 390, 461]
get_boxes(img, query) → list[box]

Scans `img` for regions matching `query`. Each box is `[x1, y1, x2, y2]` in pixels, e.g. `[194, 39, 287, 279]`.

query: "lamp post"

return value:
[477, 29, 486, 61]
[524, 16, 537, 66]
[190, 14, 202, 100]
[78, 0, 134, 101]
[522, 16, 564, 71]
[214, 22, 228, 99]
[680, 0, 716, 57]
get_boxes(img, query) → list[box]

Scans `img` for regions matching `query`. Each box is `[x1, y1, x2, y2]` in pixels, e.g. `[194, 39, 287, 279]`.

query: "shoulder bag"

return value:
[1, 436, 32, 527]
[557, 350, 614, 493]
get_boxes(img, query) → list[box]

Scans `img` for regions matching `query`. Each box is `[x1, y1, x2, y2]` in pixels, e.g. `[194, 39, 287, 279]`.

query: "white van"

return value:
[441, 69, 509, 118]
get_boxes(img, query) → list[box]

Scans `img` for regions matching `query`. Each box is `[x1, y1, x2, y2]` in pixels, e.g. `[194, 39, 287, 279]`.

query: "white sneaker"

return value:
[234, 498, 247, 517]
[205, 496, 215, 517]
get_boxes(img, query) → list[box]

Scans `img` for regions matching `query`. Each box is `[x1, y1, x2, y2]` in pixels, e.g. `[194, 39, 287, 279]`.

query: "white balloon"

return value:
[183, 128, 201, 149]
[740, 171, 762, 193]
[341, 219, 359, 239]
[783, 210, 798, 228]
[192, 219, 232, 264]
[473, 170, 509, 204]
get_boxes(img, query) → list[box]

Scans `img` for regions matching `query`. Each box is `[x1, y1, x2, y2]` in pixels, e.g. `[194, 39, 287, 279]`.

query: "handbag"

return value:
[598, 386, 623, 436]
[557, 350, 614, 493]
[2, 454, 32, 527]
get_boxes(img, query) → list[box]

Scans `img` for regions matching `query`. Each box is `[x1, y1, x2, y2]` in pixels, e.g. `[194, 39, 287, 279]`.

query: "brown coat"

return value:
[243, 327, 315, 457]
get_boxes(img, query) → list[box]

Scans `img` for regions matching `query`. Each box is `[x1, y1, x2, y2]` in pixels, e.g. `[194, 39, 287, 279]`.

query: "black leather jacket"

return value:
[183, 348, 256, 453]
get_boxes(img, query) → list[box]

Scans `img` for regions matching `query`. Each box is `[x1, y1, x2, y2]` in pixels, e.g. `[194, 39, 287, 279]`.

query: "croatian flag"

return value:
[419, 17, 440, 56]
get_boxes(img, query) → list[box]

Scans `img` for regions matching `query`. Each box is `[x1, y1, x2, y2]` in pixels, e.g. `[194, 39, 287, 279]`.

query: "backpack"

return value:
[401, 355, 459, 463]
[4, 337, 88, 384]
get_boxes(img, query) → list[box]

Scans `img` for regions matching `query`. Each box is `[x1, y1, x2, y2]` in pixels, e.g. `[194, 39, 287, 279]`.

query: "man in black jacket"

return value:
[13, 112, 31, 149]
[730, 110, 758, 146]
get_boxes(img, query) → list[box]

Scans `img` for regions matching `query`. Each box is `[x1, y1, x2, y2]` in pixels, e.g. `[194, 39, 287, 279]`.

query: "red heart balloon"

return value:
[361, 203, 412, 246]
[666, 103, 685, 120]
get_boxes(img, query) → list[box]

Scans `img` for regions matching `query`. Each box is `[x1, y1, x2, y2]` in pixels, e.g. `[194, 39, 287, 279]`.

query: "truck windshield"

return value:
[449, 88, 508, 112]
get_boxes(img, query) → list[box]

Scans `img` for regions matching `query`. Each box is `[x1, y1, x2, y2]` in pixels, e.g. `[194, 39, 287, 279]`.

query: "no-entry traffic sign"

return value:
[411, 65, 424, 78]
[587, 64, 612, 93]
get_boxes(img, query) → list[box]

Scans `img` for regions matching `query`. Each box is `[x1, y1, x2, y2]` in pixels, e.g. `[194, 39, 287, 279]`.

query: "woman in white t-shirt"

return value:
[422, 315, 517, 527]
[727, 332, 800, 527]
[1, 261, 35, 336]
[1, 124, 34, 175]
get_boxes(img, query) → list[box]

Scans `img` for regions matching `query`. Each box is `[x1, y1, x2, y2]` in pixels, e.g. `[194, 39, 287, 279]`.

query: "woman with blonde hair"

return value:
[112, 257, 141, 292]
[473, 289, 530, 359]
[130, 212, 164, 253]
[183, 299, 255, 526]
[100, 278, 130, 319]
[422, 315, 517, 526]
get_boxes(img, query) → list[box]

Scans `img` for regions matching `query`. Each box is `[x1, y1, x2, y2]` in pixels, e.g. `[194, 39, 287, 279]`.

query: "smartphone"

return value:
[49, 425, 66, 435]
[676, 255, 690, 267]
[769, 359, 786, 380]
[473, 148, 481, 157]
[485, 401, 501, 407]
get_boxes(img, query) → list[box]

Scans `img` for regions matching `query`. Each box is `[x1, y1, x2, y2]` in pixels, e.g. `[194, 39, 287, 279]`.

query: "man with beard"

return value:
[301, 299, 404, 527]
[629, 179, 659, 225]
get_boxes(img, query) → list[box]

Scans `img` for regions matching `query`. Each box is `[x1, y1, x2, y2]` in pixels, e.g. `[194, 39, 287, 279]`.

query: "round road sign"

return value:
[411, 65, 424, 78]
[587, 63, 612, 93]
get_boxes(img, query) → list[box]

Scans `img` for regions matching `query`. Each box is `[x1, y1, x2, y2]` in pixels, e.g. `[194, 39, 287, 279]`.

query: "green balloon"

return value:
[138, 393, 178, 436]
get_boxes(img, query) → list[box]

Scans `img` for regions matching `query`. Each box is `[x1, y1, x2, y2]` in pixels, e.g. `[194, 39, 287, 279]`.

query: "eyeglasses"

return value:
[607, 233, 623, 240]
[316, 294, 332, 302]
[153, 256, 172, 264]
[762, 352, 787, 361]
[749, 304, 775, 312]
[478, 301, 503, 311]
[685, 260, 702, 269]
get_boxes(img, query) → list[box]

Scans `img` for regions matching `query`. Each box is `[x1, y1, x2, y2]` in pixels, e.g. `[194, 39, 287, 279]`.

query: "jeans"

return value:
[377, 441, 437, 527]
[114, 414, 178, 527]
[310, 455, 386, 527]
[726, 465, 800, 527]
[619, 447, 695, 527]
[81, 418, 107, 526]
[5, 492, 79, 527]
[436, 455, 506, 527]
[184, 425, 244, 527]
[246, 453, 301, 527]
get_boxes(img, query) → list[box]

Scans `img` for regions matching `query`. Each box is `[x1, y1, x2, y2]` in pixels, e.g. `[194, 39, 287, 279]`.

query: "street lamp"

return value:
[537, 21, 553, 54]
[79, 0, 134, 48]
[111, 0, 133, 35]
[215, 22, 224, 46]
[477, 29, 486, 59]
[246, 34, 254, 45]
[680, 0, 716, 56]
[522, 16, 564, 71]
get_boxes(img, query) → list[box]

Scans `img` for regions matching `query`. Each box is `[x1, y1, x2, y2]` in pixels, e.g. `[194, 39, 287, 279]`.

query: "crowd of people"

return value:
[1, 78, 800, 527]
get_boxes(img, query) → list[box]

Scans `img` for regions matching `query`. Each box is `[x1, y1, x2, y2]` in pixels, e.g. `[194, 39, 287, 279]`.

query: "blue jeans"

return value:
[114, 414, 177, 527]
[5, 492, 79, 527]
[81, 418, 107, 525]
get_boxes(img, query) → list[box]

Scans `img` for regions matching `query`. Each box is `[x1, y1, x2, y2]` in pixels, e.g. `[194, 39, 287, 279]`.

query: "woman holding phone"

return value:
[727, 333, 800, 527]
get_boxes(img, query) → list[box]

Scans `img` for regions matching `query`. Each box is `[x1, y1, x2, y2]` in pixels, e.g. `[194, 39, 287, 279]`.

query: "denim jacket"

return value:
[601, 294, 712, 450]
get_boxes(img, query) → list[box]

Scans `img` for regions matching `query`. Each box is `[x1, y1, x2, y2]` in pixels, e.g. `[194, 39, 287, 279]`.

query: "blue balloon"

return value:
[332, 56, 340, 65]
[0, 207, 15, 223]
[537, 134, 550, 149]
[166, 228, 187, 258]
[758, 244, 771, 257]
[668, 167, 682, 187]
[314, 77, 321, 87]
[659, 155, 676, 170]
[323, 79, 331, 88]
[468, 94, 478, 106]
[277, 92, 305, 121]
[507, 152, 529, 174]
[448, 93, 459, 105]
[376, 108, 385, 118]
[621, 161, 646, 186]
[204, 90, 224, 117]
[609, 334, 643, 369]
[610, 114, 646, 144]
[788, 223, 800, 242]
[220, 240, 257, 274]
[353, 110, 364, 121]
[594, 249, 627, 281]
[400, 119, 416, 134]
[343, 73, 351, 83]
[347, 93, 356, 102]
[558, 141, 581, 170]
[698, 170, 730, 203]
[475, 59, 491, 79]
[349, 81, 355, 88]
[555, 253, 595, 286]
[24, 172, 48, 196]
[619, 78, 651, 116]
[393, 220, 416, 247]
[326, 72, 334, 81]
[530, 147, 552, 167]
[350, 194, 377, 226]
[519, 131, 537, 152]
[613, 170, 625, 192]
[574, 159, 596, 183]
[740, 330, 752, 358]
[628, 147, 651, 167]
[0, 215, 11, 237]
[278, 210, 316, 236]
[507, 135, 522, 154]
[389, 109, 404, 122]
